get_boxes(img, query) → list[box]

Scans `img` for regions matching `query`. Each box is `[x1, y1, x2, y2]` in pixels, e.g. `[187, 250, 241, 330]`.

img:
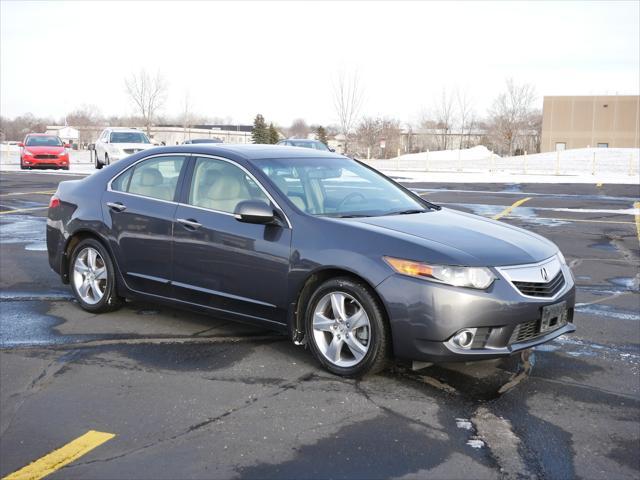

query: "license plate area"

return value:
[540, 301, 568, 333]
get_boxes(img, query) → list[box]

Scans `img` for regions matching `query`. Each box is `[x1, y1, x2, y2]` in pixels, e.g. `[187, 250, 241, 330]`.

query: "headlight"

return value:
[557, 250, 566, 265]
[58, 151, 68, 156]
[23, 149, 35, 156]
[384, 256, 495, 289]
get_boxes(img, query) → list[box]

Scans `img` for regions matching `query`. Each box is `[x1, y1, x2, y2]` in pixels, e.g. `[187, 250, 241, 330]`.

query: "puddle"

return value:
[575, 304, 640, 321]
[589, 241, 617, 252]
[0, 300, 105, 347]
[608, 277, 639, 291]
[500, 184, 522, 193]
[454, 203, 570, 226]
[554, 335, 640, 364]
[0, 214, 46, 250]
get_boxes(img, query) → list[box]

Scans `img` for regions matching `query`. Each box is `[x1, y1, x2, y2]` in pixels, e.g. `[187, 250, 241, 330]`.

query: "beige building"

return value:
[541, 95, 639, 152]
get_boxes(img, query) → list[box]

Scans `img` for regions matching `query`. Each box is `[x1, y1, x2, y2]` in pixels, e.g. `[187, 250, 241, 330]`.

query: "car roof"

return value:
[148, 144, 342, 162]
[26, 133, 59, 137]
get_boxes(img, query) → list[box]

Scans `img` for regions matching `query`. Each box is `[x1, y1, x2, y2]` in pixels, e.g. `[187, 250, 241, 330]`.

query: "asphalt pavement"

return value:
[1, 170, 639, 479]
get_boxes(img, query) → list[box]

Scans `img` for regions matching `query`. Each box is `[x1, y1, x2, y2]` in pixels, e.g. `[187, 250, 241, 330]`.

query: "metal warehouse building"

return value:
[540, 95, 639, 152]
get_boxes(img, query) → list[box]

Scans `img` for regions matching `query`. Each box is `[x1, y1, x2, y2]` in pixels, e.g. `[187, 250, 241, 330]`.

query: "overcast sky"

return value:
[1, 1, 638, 126]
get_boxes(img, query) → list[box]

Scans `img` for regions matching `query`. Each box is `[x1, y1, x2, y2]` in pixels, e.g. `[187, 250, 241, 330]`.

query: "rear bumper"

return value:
[376, 264, 576, 363]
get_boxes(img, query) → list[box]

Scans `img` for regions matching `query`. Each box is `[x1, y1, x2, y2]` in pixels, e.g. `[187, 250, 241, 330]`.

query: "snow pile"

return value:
[391, 145, 498, 162]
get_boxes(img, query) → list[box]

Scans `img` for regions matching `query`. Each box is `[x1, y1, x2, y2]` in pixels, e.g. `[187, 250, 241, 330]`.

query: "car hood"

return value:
[111, 143, 154, 150]
[354, 207, 557, 266]
[23, 145, 65, 154]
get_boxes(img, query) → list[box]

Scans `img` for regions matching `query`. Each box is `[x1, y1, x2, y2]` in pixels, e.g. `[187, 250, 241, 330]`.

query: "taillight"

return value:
[49, 196, 60, 209]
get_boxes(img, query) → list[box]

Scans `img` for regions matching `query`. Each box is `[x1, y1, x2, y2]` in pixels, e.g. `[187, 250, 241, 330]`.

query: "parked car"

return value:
[47, 145, 575, 377]
[278, 139, 334, 152]
[183, 138, 223, 144]
[93, 128, 154, 169]
[19, 134, 70, 170]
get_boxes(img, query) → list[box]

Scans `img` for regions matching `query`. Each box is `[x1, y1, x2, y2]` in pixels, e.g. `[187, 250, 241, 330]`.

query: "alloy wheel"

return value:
[312, 291, 371, 367]
[73, 247, 108, 305]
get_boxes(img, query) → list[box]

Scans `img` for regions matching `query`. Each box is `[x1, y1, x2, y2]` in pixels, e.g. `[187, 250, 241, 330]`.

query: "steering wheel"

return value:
[337, 192, 366, 211]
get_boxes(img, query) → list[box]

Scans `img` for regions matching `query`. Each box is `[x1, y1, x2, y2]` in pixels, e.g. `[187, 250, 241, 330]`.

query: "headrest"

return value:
[140, 169, 163, 187]
[207, 176, 242, 200]
[271, 175, 288, 194]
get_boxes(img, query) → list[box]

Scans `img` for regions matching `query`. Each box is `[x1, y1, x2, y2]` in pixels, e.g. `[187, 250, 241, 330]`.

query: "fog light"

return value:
[452, 328, 476, 349]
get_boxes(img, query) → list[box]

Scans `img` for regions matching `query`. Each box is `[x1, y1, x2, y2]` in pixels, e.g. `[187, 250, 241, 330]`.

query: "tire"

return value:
[62, 165, 69, 171]
[69, 238, 123, 313]
[105, 154, 110, 166]
[20, 160, 26, 170]
[95, 151, 103, 170]
[305, 277, 391, 377]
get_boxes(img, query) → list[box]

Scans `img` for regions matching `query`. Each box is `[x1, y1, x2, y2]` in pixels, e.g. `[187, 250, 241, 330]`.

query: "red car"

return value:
[19, 134, 70, 170]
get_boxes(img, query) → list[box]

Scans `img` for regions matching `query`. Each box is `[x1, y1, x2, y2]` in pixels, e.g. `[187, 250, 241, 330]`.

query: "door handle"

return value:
[107, 202, 127, 212]
[177, 218, 202, 230]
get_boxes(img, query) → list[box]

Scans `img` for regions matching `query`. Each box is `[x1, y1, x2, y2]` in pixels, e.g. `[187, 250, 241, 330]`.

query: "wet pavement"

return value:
[0, 171, 639, 479]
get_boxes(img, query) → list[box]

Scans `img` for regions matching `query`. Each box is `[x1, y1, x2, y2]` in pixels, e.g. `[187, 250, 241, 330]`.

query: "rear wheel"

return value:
[105, 154, 110, 166]
[70, 238, 122, 313]
[305, 277, 391, 377]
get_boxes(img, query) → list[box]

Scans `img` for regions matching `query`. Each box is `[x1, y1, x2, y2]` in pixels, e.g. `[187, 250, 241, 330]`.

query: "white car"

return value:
[94, 128, 155, 169]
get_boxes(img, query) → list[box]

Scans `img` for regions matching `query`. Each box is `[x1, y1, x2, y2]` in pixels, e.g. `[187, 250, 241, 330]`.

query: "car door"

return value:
[102, 154, 188, 297]
[172, 155, 292, 326]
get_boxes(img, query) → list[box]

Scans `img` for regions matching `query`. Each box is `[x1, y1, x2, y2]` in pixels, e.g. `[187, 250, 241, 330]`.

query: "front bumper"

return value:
[375, 263, 576, 362]
[22, 156, 69, 168]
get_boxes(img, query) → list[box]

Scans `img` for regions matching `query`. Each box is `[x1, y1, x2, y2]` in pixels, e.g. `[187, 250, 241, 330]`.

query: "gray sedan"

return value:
[46, 145, 575, 376]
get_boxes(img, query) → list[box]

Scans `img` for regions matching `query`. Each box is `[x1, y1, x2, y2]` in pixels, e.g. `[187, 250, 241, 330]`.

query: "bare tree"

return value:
[488, 78, 537, 155]
[124, 69, 168, 136]
[182, 91, 192, 142]
[333, 70, 364, 154]
[456, 90, 476, 149]
[288, 118, 310, 138]
[432, 88, 456, 150]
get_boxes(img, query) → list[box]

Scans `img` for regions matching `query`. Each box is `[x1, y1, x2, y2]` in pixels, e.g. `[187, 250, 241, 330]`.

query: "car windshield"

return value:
[291, 140, 328, 151]
[110, 131, 150, 144]
[25, 136, 62, 147]
[259, 157, 428, 217]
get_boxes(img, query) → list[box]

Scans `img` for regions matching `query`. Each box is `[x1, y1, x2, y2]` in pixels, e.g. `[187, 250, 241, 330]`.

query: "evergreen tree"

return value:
[268, 123, 279, 144]
[316, 126, 329, 146]
[252, 114, 268, 144]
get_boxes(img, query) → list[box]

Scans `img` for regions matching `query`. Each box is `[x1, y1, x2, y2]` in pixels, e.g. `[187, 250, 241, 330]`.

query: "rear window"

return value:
[110, 132, 150, 144]
[25, 136, 62, 147]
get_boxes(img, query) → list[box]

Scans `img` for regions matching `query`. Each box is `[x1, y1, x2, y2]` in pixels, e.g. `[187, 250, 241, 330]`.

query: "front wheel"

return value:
[305, 277, 391, 377]
[70, 238, 123, 313]
[95, 151, 103, 170]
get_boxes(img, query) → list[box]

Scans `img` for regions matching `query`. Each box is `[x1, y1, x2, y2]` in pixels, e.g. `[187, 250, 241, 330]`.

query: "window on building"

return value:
[597, 143, 609, 148]
[555, 143, 566, 151]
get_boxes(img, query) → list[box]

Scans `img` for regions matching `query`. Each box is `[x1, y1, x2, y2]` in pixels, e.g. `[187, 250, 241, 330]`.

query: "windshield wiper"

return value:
[383, 209, 428, 216]
[336, 214, 372, 218]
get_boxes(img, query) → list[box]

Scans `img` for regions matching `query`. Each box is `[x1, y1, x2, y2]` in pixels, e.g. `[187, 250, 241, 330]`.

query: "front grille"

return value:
[509, 319, 540, 344]
[123, 148, 141, 154]
[513, 271, 565, 297]
[34, 154, 58, 159]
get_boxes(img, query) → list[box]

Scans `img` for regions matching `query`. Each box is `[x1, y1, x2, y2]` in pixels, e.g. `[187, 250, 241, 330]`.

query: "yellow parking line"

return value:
[0, 206, 48, 215]
[492, 197, 532, 220]
[634, 201, 640, 246]
[0, 190, 56, 197]
[2, 430, 115, 480]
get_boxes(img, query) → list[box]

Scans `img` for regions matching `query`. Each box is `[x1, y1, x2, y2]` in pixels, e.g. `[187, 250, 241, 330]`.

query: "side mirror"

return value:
[64, 143, 71, 148]
[329, 148, 336, 152]
[234, 200, 275, 224]
[18, 142, 24, 147]
[88, 143, 95, 151]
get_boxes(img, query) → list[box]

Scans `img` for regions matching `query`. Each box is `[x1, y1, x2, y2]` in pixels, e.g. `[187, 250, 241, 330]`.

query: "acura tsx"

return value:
[47, 145, 576, 376]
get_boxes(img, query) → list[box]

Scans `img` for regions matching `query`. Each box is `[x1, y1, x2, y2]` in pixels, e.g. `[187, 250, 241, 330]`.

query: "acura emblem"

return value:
[540, 267, 549, 281]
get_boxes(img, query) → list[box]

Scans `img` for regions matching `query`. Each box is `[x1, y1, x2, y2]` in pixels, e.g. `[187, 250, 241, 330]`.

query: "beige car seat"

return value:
[130, 169, 173, 201]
